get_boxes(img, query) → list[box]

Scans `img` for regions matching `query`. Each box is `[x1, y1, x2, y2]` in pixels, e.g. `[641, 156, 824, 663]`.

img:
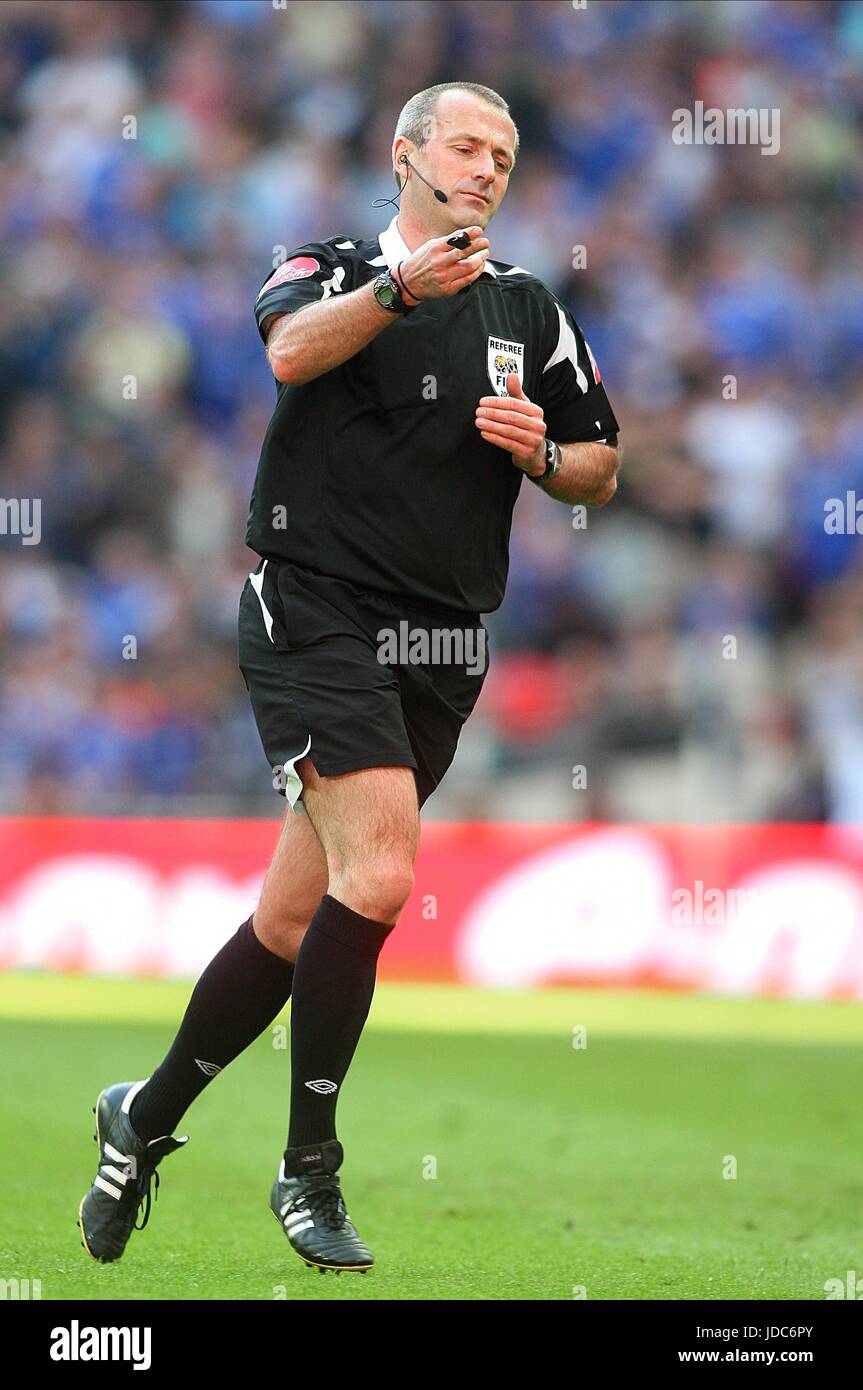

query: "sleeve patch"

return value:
[257, 256, 321, 299]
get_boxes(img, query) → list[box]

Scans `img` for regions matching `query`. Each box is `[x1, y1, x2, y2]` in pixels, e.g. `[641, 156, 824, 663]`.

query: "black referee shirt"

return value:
[248, 214, 619, 614]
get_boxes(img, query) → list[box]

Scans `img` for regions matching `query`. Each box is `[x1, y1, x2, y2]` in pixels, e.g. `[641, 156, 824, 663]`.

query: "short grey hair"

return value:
[393, 82, 519, 187]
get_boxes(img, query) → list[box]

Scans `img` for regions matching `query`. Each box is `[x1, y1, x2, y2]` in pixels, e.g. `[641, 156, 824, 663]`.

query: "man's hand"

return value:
[395, 227, 490, 304]
[474, 372, 547, 476]
[264, 228, 490, 386]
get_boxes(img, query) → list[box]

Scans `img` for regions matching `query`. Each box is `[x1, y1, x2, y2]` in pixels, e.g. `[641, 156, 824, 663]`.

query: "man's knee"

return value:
[252, 905, 316, 962]
[330, 857, 415, 923]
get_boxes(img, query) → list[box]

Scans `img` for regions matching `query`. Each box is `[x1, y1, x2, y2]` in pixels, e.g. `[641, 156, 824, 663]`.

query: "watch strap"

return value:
[529, 439, 562, 483]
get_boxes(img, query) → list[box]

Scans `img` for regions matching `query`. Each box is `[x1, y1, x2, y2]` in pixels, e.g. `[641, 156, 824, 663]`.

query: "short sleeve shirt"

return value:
[247, 217, 619, 613]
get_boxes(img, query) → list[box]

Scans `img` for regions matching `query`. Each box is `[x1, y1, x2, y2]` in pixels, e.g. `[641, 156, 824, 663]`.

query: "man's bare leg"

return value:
[253, 807, 329, 960]
[300, 758, 419, 919]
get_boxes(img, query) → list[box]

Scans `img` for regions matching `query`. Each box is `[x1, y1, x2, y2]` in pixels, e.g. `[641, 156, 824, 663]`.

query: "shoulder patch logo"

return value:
[257, 256, 321, 299]
[487, 336, 525, 397]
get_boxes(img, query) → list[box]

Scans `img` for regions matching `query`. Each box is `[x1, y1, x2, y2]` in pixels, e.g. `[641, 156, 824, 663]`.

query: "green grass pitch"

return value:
[1, 973, 861, 1300]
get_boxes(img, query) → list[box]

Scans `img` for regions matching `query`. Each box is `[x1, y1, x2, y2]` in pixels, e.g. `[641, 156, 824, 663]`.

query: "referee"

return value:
[78, 82, 620, 1273]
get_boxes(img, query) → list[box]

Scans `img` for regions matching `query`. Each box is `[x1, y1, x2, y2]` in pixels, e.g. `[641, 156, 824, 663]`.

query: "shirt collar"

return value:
[377, 214, 497, 277]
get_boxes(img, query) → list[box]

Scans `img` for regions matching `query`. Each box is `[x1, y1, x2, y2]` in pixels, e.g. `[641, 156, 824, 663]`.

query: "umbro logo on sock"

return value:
[194, 1059, 222, 1076]
[304, 1078, 338, 1094]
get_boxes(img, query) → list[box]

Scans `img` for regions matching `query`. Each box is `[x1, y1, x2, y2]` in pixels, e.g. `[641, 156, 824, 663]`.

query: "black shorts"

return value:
[238, 558, 489, 810]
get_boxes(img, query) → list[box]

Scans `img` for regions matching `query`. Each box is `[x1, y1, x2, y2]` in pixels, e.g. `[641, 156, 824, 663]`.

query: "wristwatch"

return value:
[529, 438, 562, 483]
[372, 270, 415, 315]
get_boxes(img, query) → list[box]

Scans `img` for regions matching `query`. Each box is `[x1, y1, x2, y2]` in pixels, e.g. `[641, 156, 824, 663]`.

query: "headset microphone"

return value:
[400, 154, 448, 203]
[369, 153, 449, 210]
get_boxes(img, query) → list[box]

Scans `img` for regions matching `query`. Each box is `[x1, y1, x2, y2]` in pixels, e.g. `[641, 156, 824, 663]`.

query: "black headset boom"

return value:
[399, 154, 448, 203]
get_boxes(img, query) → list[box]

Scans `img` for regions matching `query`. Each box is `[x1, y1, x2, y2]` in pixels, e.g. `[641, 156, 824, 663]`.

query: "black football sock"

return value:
[129, 917, 295, 1141]
[286, 894, 394, 1153]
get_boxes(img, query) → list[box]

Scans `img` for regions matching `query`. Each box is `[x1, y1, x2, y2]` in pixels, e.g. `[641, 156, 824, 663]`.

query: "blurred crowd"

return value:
[1, 0, 863, 821]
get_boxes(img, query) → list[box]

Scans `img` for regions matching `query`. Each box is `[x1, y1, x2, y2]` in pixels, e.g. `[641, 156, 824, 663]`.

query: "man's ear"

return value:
[393, 141, 414, 182]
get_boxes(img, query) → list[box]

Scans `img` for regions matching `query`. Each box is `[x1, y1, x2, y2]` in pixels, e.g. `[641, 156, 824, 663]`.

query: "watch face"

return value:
[375, 275, 400, 310]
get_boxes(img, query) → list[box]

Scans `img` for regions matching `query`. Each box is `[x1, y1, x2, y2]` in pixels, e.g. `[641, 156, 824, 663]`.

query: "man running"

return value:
[78, 81, 620, 1274]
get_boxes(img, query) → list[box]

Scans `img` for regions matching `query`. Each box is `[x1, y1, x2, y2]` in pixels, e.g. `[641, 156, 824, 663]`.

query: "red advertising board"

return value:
[1, 819, 863, 997]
